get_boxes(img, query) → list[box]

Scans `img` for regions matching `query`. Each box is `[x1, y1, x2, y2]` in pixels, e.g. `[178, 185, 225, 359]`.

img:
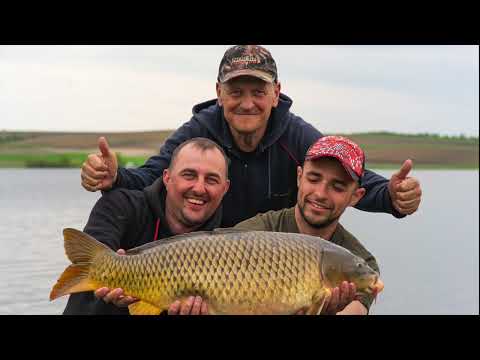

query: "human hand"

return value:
[388, 159, 422, 215]
[167, 296, 209, 315]
[81, 136, 118, 192]
[94, 249, 139, 307]
[321, 281, 356, 315]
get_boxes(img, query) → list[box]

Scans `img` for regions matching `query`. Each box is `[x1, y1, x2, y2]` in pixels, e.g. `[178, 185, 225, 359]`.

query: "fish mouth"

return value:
[368, 276, 384, 301]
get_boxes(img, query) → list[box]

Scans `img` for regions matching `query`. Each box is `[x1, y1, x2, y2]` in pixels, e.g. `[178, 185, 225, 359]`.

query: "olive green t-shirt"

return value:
[234, 206, 380, 312]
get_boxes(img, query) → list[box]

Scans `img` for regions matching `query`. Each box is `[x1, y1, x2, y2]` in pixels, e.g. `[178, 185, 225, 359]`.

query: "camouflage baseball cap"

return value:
[305, 136, 365, 183]
[217, 45, 278, 84]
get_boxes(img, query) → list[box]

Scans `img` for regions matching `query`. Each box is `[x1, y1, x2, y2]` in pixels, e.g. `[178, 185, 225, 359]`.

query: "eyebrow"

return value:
[181, 168, 221, 179]
[306, 170, 349, 186]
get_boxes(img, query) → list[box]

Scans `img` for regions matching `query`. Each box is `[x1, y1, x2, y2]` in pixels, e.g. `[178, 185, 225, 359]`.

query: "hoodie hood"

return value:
[191, 93, 294, 153]
[142, 177, 223, 233]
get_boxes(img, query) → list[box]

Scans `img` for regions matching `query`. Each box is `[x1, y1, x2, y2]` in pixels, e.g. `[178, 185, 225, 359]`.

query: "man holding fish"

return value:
[234, 135, 380, 314]
[63, 138, 230, 314]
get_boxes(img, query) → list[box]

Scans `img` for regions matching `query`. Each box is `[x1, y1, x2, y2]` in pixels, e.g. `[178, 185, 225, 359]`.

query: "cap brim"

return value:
[344, 166, 360, 183]
[220, 69, 274, 83]
[305, 154, 360, 183]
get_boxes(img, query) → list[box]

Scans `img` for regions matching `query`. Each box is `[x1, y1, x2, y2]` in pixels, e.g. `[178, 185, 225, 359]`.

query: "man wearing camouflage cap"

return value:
[80, 45, 422, 229]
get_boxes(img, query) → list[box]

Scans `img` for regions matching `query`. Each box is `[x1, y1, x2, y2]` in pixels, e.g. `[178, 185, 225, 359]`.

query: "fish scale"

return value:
[107, 233, 312, 312]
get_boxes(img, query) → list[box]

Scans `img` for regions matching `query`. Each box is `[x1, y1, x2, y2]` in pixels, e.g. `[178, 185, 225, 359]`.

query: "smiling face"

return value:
[216, 76, 280, 150]
[163, 143, 230, 233]
[296, 157, 365, 230]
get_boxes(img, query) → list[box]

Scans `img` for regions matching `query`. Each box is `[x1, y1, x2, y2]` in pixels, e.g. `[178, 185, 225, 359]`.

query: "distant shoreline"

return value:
[0, 155, 477, 170]
[1, 130, 478, 169]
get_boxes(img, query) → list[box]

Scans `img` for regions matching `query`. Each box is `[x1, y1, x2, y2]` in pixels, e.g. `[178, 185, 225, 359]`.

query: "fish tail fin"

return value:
[50, 228, 111, 301]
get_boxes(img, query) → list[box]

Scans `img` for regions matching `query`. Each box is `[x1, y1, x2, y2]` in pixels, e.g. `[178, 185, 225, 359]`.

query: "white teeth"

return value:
[187, 198, 205, 205]
[311, 202, 327, 210]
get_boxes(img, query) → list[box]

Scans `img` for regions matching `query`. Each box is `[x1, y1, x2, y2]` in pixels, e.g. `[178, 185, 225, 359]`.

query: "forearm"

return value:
[114, 159, 165, 190]
[113, 120, 206, 191]
[336, 300, 368, 315]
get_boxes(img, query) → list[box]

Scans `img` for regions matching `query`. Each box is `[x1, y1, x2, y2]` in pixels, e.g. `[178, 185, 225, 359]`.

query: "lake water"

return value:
[0, 169, 478, 315]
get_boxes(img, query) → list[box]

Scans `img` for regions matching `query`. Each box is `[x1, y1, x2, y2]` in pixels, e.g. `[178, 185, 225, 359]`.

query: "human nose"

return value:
[239, 94, 255, 111]
[313, 181, 328, 199]
[191, 178, 207, 194]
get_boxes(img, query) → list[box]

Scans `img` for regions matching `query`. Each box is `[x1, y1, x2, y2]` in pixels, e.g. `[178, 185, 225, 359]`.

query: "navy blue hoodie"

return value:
[114, 93, 403, 227]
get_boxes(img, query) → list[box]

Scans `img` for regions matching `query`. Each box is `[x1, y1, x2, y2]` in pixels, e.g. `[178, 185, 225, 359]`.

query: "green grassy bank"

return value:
[0, 153, 148, 168]
[0, 131, 478, 169]
[0, 153, 477, 170]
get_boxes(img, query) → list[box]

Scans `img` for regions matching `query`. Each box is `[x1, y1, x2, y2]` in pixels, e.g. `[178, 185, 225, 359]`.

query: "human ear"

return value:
[272, 82, 281, 107]
[349, 187, 366, 207]
[163, 169, 170, 187]
[216, 83, 223, 106]
[297, 166, 303, 188]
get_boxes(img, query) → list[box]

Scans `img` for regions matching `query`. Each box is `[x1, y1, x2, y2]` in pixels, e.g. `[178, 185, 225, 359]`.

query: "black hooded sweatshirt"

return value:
[62, 178, 223, 315]
[113, 94, 403, 227]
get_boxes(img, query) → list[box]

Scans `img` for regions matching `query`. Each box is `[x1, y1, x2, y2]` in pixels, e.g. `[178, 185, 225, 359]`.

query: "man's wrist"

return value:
[110, 168, 121, 190]
[386, 186, 406, 219]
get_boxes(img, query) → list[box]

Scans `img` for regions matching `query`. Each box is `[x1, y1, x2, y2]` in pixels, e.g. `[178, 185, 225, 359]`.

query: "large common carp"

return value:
[50, 228, 384, 315]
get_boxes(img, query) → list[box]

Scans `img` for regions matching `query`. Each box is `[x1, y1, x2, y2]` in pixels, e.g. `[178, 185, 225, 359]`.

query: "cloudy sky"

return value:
[1, 45, 478, 136]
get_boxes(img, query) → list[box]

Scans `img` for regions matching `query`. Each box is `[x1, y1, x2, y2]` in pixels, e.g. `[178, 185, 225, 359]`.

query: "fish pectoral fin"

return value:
[128, 301, 162, 315]
[315, 291, 330, 315]
[306, 288, 331, 315]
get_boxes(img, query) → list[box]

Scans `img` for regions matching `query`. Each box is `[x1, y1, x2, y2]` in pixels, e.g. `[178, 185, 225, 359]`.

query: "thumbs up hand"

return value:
[81, 137, 118, 192]
[388, 159, 422, 215]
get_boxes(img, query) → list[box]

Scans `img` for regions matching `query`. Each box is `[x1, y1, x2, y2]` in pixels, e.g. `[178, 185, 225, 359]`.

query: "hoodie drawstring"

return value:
[153, 218, 160, 241]
[268, 147, 272, 199]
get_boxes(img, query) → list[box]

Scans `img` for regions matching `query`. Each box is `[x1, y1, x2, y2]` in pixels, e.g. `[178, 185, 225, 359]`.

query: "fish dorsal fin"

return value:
[126, 239, 177, 255]
[128, 301, 162, 315]
[212, 228, 248, 234]
[126, 230, 215, 255]
[126, 228, 249, 255]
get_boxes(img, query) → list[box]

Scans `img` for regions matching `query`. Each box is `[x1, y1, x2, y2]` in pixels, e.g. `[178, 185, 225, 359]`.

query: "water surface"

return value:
[0, 169, 478, 315]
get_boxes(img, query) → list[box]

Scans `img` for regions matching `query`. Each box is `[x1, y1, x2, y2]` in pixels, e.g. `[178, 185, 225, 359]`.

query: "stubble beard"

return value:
[298, 201, 338, 229]
[179, 208, 205, 229]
